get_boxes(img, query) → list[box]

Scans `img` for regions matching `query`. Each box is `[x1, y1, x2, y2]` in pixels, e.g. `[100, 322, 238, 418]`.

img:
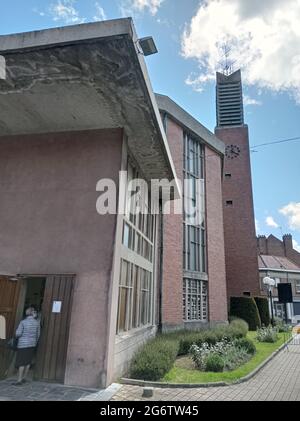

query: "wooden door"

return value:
[35, 275, 75, 383]
[0, 276, 21, 379]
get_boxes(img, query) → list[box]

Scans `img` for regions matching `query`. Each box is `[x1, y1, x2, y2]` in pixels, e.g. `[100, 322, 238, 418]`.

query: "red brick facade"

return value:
[215, 126, 260, 298]
[205, 147, 228, 321]
[161, 117, 184, 329]
[161, 115, 228, 328]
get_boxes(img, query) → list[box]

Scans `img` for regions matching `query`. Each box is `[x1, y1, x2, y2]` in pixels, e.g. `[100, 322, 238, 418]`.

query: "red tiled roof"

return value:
[258, 255, 300, 271]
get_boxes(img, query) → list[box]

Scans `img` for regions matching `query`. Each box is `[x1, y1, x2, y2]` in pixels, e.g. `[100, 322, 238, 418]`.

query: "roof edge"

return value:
[155, 93, 225, 155]
[0, 18, 134, 53]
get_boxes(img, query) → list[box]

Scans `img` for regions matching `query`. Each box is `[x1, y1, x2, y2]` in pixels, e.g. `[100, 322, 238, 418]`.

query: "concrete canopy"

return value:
[0, 18, 178, 185]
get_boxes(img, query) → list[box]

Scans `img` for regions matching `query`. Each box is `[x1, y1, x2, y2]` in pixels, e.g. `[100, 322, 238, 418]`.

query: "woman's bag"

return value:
[7, 337, 18, 351]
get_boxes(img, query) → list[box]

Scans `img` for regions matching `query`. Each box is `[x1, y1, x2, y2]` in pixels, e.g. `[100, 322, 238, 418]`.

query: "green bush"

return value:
[234, 337, 256, 355]
[205, 353, 224, 372]
[230, 297, 261, 331]
[130, 337, 179, 381]
[274, 317, 291, 332]
[202, 331, 218, 345]
[224, 319, 249, 338]
[256, 326, 278, 343]
[178, 332, 204, 355]
[254, 297, 271, 326]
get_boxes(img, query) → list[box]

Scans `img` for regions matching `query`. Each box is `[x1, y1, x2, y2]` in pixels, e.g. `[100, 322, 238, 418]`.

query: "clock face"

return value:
[225, 144, 241, 159]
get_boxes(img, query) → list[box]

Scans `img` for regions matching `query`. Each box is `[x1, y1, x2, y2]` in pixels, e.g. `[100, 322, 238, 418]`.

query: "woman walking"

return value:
[14, 307, 40, 385]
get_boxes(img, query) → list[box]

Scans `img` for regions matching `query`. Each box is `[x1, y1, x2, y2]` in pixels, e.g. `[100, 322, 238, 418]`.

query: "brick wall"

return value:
[161, 117, 184, 329]
[161, 115, 228, 326]
[205, 147, 228, 321]
[215, 126, 260, 298]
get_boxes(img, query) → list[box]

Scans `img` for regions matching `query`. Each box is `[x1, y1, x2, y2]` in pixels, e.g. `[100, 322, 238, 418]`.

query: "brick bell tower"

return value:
[215, 69, 260, 299]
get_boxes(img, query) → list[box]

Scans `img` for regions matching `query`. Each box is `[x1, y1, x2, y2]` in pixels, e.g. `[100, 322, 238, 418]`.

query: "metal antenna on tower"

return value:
[218, 42, 236, 76]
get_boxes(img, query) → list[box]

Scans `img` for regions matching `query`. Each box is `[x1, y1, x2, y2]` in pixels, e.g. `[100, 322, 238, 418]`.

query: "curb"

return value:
[121, 337, 292, 389]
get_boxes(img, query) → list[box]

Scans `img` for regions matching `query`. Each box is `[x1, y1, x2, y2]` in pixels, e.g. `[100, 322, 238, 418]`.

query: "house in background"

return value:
[258, 234, 300, 322]
[0, 18, 228, 388]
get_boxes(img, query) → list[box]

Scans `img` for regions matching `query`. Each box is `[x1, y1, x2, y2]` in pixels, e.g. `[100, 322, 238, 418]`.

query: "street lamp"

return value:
[263, 276, 276, 325]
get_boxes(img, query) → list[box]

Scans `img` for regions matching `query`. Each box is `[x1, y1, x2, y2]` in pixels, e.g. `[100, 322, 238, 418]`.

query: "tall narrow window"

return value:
[183, 135, 206, 273]
[117, 160, 156, 334]
[183, 134, 207, 322]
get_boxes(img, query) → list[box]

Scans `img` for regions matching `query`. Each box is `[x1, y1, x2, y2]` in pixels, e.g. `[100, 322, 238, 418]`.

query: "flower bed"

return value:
[190, 337, 255, 372]
[129, 319, 249, 381]
[162, 331, 289, 384]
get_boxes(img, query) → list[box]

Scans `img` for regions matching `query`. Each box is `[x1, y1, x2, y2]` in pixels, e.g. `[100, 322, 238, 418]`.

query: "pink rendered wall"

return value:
[0, 129, 123, 387]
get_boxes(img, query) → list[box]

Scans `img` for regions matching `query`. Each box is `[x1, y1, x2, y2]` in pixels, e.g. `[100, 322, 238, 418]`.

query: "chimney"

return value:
[257, 235, 267, 255]
[283, 234, 293, 256]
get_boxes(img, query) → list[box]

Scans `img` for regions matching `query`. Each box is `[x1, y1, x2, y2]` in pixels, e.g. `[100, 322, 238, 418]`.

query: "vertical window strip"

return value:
[183, 278, 208, 322]
[117, 259, 153, 333]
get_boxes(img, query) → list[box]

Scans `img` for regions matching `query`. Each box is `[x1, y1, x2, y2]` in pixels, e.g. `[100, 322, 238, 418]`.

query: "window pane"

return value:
[183, 279, 208, 322]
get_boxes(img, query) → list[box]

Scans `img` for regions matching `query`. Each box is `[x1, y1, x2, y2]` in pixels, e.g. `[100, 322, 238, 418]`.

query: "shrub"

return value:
[205, 354, 224, 372]
[256, 326, 278, 343]
[178, 332, 204, 356]
[190, 338, 252, 372]
[230, 297, 261, 331]
[222, 346, 251, 371]
[226, 319, 249, 338]
[234, 337, 256, 355]
[254, 297, 271, 326]
[130, 337, 179, 381]
[274, 317, 291, 332]
[202, 331, 218, 345]
[178, 320, 248, 356]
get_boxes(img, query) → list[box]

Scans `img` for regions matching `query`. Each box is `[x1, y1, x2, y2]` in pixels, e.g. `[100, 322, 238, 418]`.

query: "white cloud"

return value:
[49, 0, 86, 25]
[121, 0, 165, 16]
[182, 0, 300, 103]
[32, 7, 46, 17]
[280, 202, 300, 230]
[93, 2, 106, 21]
[255, 218, 260, 233]
[293, 239, 300, 252]
[266, 216, 279, 228]
[243, 95, 262, 107]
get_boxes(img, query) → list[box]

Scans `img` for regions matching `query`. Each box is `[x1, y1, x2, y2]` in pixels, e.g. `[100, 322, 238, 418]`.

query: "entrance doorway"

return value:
[0, 274, 75, 383]
[23, 277, 45, 320]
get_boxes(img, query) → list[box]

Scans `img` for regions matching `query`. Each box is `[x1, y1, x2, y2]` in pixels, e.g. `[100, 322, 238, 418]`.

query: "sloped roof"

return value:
[258, 255, 300, 272]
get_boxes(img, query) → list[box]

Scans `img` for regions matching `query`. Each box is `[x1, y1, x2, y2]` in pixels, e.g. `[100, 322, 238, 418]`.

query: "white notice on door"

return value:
[52, 301, 62, 313]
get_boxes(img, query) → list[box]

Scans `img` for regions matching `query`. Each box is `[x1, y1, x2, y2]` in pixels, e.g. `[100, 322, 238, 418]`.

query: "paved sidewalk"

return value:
[112, 344, 300, 401]
[0, 378, 121, 401]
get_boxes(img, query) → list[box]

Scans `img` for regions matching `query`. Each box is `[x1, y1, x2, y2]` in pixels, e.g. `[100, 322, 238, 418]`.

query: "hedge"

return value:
[230, 297, 261, 331]
[254, 297, 271, 327]
[129, 337, 179, 381]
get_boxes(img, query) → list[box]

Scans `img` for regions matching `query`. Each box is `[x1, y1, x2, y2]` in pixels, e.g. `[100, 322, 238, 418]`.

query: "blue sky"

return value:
[1, 0, 300, 249]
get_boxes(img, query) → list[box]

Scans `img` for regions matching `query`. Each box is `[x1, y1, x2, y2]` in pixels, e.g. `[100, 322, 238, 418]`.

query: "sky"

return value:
[1, 0, 300, 250]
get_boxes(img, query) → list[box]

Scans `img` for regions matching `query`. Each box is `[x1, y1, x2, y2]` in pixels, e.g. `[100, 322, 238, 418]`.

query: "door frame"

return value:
[18, 273, 76, 383]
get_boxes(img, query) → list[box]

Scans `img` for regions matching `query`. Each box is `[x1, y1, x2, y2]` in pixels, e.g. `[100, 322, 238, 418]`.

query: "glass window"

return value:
[117, 158, 156, 334]
[183, 134, 206, 274]
[117, 260, 153, 333]
[183, 278, 208, 322]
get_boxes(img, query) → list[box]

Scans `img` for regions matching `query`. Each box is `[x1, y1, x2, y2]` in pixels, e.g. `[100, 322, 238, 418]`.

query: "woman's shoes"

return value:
[12, 381, 23, 386]
[12, 379, 27, 386]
